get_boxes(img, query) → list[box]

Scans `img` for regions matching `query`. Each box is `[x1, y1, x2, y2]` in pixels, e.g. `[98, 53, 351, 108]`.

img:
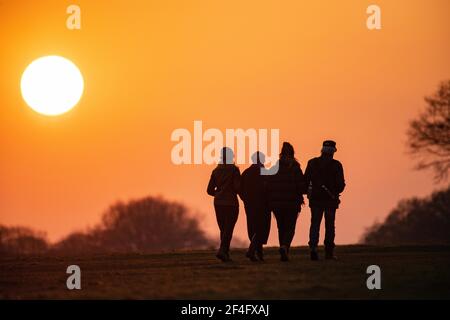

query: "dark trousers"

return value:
[245, 204, 271, 249]
[308, 206, 336, 250]
[214, 205, 239, 253]
[273, 208, 299, 249]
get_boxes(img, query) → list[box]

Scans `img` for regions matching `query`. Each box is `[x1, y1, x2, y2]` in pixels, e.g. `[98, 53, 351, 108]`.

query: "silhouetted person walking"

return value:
[207, 147, 241, 262]
[305, 140, 346, 260]
[267, 142, 306, 261]
[240, 152, 271, 262]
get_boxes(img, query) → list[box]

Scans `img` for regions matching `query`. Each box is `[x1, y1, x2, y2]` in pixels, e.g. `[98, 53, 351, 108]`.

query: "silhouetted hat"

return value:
[322, 140, 337, 153]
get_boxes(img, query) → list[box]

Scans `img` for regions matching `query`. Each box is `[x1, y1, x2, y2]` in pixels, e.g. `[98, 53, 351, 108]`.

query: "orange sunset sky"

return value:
[1, 0, 449, 246]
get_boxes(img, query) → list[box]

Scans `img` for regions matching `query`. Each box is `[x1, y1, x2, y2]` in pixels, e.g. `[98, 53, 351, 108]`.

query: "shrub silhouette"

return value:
[0, 226, 48, 255]
[55, 196, 214, 254]
[52, 230, 104, 254]
[361, 185, 450, 245]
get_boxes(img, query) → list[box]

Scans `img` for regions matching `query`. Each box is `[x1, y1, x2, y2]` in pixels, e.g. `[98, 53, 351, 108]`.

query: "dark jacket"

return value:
[240, 164, 267, 208]
[304, 156, 346, 208]
[207, 164, 241, 207]
[267, 158, 306, 212]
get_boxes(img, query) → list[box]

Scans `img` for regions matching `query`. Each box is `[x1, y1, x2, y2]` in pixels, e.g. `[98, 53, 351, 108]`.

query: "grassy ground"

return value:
[1, 245, 449, 299]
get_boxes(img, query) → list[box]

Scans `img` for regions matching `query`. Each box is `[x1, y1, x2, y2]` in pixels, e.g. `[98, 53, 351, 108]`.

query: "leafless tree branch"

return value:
[407, 80, 450, 182]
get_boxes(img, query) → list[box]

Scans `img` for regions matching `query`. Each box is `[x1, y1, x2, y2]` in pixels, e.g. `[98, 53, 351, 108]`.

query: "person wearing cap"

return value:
[266, 142, 306, 261]
[207, 147, 241, 262]
[304, 140, 346, 260]
[240, 151, 271, 262]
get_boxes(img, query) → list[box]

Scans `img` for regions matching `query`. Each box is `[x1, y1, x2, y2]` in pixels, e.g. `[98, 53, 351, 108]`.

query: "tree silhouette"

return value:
[0, 226, 48, 255]
[361, 186, 450, 245]
[55, 196, 214, 254]
[408, 80, 450, 181]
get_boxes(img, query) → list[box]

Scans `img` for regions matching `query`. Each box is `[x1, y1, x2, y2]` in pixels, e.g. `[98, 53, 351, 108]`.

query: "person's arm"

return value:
[238, 171, 246, 201]
[304, 161, 311, 185]
[207, 173, 216, 196]
[233, 166, 241, 196]
[293, 163, 305, 204]
[303, 161, 312, 195]
[335, 162, 346, 194]
[295, 164, 307, 196]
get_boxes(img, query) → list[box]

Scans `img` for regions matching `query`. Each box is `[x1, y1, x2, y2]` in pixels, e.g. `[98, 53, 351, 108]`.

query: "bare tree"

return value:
[407, 80, 450, 181]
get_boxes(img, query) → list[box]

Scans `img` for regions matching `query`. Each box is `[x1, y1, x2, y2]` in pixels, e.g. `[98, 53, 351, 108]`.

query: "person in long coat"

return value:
[240, 152, 271, 261]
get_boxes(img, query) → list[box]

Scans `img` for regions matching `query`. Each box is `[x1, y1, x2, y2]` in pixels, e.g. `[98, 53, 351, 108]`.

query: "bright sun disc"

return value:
[21, 56, 84, 116]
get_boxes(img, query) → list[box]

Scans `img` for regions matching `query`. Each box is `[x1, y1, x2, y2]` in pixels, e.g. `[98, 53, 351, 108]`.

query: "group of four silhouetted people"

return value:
[207, 140, 346, 262]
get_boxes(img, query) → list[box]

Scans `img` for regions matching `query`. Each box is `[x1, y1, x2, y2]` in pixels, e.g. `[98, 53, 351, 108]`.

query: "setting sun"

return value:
[20, 55, 84, 116]
[1, 0, 450, 303]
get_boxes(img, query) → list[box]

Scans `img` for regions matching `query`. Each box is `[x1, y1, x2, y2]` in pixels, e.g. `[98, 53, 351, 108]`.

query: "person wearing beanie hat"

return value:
[304, 140, 346, 260]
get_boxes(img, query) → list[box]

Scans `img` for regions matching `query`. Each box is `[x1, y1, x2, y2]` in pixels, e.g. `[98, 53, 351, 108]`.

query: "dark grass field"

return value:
[1, 245, 449, 299]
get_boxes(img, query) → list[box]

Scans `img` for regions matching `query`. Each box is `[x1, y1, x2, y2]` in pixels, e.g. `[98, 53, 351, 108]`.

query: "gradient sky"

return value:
[1, 0, 449, 246]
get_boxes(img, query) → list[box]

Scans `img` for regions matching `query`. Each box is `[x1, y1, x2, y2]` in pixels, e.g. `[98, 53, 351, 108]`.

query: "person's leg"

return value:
[256, 244, 264, 261]
[246, 236, 258, 261]
[274, 209, 290, 261]
[222, 205, 239, 256]
[214, 205, 228, 261]
[246, 205, 259, 261]
[260, 207, 271, 246]
[245, 205, 257, 261]
[308, 206, 324, 260]
[324, 207, 337, 259]
[214, 205, 225, 247]
[251, 204, 265, 245]
[284, 208, 299, 251]
[256, 206, 270, 261]
[273, 209, 285, 247]
[245, 205, 256, 242]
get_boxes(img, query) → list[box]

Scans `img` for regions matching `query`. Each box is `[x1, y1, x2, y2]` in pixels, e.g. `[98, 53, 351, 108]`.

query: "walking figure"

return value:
[240, 152, 271, 261]
[267, 142, 306, 261]
[207, 147, 241, 262]
[305, 140, 346, 260]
